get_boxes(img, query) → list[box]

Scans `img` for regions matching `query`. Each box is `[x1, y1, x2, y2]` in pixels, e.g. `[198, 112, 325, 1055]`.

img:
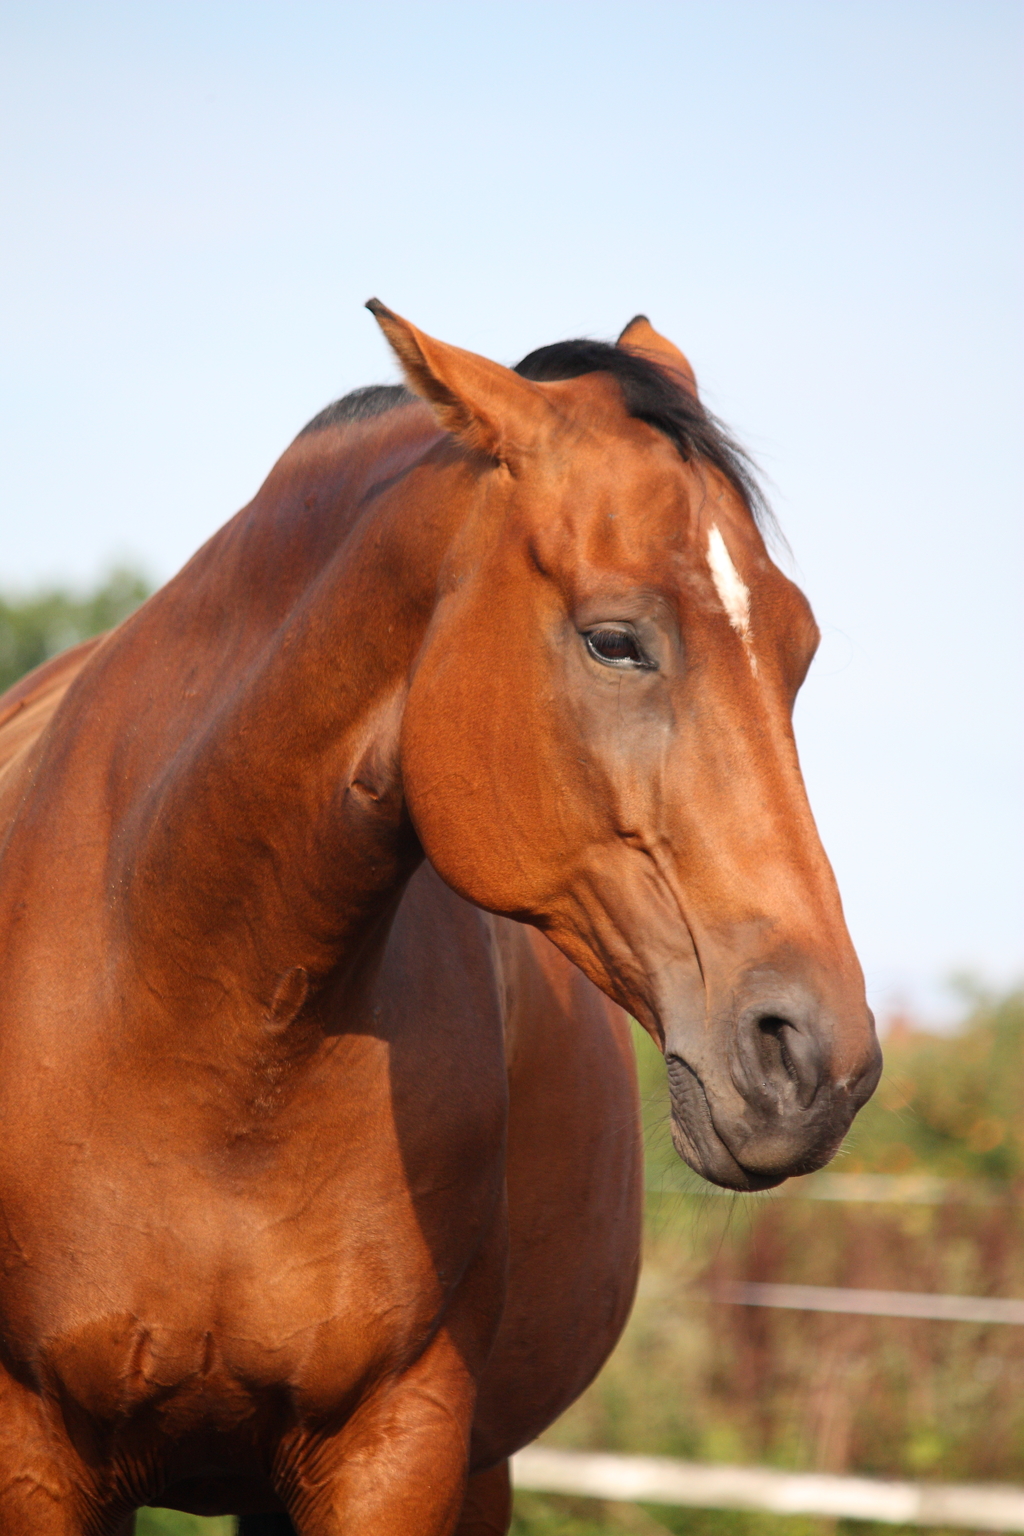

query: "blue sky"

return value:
[2, 1, 1021, 1022]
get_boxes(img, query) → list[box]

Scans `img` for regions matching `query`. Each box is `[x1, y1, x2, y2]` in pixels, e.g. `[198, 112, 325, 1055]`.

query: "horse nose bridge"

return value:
[667, 771, 854, 963]
[680, 714, 849, 937]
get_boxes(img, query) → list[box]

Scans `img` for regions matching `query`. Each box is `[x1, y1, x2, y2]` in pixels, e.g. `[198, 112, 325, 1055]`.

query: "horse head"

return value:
[371, 301, 881, 1192]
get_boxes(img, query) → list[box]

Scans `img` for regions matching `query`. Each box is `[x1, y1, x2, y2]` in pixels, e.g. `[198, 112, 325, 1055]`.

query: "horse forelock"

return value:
[513, 338, 776, 540]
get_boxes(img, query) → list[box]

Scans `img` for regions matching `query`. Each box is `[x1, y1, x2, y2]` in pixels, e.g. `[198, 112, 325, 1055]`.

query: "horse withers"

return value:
[0, 306, 881, 1534]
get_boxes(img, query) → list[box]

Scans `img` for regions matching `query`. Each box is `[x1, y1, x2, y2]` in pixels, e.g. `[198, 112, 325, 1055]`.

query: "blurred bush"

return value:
[0, 567, 151, 695]
[848, 986, 1024, 1181]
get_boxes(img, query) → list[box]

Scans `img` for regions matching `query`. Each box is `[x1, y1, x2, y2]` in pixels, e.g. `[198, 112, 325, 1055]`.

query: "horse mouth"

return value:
[666, 1054, 787, 1193]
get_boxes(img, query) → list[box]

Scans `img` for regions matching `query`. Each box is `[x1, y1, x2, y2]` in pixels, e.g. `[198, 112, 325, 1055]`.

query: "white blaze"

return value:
[706, 524, 756, 667]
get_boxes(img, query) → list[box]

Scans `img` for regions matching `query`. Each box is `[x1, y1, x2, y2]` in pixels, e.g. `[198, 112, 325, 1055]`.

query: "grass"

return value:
[511, 1491, 974, 1536]
[137, 1514, 234, 1536]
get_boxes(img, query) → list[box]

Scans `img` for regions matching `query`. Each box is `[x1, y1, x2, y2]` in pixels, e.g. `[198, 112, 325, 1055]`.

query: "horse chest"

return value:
[0, 1018, 508, 1435]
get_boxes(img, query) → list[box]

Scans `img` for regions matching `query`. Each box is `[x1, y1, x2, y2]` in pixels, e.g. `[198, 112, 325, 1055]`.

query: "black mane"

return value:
[298, 384, 415, 436]
[514, 337, 768, 529]
[300, 336, 769, 530]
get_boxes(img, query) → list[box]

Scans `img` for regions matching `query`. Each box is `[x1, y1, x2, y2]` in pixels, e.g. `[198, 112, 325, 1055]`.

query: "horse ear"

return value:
[617, 314, 699, 397]
[366, 299, 551, 461]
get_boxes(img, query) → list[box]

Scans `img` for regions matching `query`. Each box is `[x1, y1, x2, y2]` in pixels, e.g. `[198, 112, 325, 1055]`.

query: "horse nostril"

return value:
[753, 1013, 822, 1109]
[758, 1015, 798, 1073]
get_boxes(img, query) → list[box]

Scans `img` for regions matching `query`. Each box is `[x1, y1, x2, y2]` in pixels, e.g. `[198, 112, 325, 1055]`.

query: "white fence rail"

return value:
[717, 1279, 1024, 1325]
[512, 1446, 1024, 1532]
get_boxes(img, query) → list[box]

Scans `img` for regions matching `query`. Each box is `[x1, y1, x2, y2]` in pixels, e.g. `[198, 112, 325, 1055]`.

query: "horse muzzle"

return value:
[663, 978, 882, 1192]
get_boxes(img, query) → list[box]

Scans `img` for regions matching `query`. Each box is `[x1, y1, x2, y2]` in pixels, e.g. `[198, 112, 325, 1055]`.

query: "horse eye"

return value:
[585, 628, 647, 667]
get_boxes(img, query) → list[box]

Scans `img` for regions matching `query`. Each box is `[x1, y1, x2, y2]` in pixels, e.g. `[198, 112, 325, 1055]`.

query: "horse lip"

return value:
[666, 1053, 786, 1193]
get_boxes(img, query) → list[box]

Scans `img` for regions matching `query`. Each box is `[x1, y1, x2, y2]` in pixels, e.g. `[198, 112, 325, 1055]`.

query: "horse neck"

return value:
[97, 410, 463, 1019]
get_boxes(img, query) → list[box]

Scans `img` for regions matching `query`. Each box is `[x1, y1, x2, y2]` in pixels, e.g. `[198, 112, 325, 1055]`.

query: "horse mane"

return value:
[298, 384, 416, 435]
[299, 337, 771, 532]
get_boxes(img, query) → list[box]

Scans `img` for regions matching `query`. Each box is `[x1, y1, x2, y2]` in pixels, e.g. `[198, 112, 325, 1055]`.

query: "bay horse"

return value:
[0, 305, 881, 1535]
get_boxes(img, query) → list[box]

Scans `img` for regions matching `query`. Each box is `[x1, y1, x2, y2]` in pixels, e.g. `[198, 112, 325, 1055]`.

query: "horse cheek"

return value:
[399, 647, 558, 918]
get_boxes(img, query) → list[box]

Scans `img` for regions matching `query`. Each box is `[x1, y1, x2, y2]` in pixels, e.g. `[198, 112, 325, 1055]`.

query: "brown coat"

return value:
[0, 309, 879, 1533]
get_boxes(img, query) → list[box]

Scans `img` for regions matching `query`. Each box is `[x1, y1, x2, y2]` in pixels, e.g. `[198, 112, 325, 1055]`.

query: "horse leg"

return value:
[237, 1457, 510, 1535]
[0, 1368, 100, 1534]
[453, 1462, 512, 1536]
[272, 1334, 477, 1536]
[236, 1463, 509, 1536]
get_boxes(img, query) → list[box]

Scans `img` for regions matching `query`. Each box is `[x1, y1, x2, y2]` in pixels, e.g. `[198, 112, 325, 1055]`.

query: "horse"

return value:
[0, 304, 881, 1534]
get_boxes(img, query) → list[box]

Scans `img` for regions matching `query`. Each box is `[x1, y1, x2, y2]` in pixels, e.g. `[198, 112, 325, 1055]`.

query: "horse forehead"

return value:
[557, 480, 808, 637]
[537, 374, 679, 470]
[523, 452, 755, 595]
[539, 370, 640, 426]
[568, 451, 743, 555]
[520, 391, 759, 567]
[533, 417, 691, 517]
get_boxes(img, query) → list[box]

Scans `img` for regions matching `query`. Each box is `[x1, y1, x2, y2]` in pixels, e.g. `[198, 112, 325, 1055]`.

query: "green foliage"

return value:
[846, 986, 1024, 1180]
[137, 1512, 233, 1535]
[511, 1491, 972, 1536]
[0, 567, 151, 695]
[512, 1490, 967, 1536]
